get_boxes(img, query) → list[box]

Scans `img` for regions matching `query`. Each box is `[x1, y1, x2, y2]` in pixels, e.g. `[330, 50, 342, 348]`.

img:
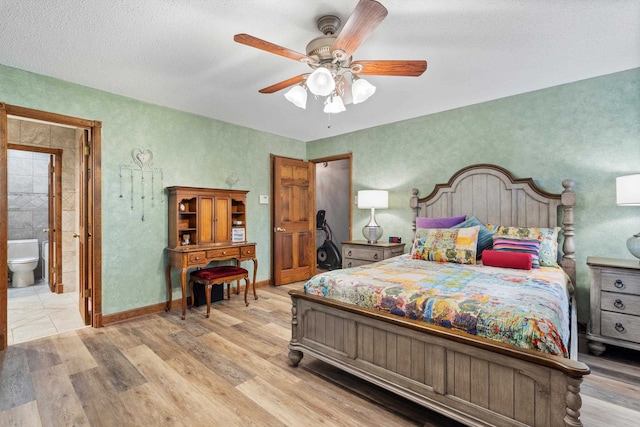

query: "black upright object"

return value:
[316, 210, 342, 270]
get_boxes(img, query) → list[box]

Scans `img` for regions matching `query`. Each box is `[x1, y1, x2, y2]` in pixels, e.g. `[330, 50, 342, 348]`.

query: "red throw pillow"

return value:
[482, 250, 532, 270]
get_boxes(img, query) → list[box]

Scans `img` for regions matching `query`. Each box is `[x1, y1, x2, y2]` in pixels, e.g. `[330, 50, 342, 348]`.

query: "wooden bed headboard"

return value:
[410, 164, 577, 283]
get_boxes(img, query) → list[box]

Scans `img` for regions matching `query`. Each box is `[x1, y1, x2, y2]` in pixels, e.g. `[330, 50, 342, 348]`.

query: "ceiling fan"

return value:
[233, 0, 427, 112]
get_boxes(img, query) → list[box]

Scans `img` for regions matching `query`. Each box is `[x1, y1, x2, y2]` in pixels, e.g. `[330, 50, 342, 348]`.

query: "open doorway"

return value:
[1, 103, 102, 350]
[312, 154, 352, 271]
[6, 141, 83, 345]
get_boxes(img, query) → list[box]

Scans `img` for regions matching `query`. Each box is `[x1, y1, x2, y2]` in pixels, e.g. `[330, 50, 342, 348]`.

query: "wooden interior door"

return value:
[48, 151, 63, 293]
[78, 129, 91, 325]
[271, 155, 316, 285]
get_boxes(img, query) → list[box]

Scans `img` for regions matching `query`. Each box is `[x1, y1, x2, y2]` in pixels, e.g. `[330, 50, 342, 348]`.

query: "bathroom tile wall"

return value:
[7, 119, 79, 291]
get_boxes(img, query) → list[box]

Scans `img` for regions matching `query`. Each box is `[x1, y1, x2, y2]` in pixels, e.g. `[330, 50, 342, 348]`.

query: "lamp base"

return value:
[362, 225, 383, 244]
[627, 232, 640, 261]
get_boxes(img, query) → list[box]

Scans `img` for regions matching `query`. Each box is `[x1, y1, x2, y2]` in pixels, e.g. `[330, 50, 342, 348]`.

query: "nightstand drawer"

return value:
[343, 246, 384, 262]
[601, 311, 640, 343]
[343, 258, 374, 269]
[601, 271, 640, 294]
[601, 292, 640, 316]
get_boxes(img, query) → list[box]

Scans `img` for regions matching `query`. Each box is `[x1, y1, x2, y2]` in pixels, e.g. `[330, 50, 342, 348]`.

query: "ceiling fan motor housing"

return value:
[306, 15, 352, 68]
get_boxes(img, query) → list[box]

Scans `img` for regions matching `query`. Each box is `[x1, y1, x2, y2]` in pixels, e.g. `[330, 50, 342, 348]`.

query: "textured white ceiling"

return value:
[1, 0, 638, 142]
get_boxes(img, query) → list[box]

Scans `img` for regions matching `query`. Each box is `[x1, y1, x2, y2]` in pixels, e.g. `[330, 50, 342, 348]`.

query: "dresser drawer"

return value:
[343, 247, 384, 262]
[187, 251, 207, 265]
[206, 247, 240, 259]
[600, 270, 640, 294]
[240, 245, 256, 258]
[601, 292, 640, 316]
[601, 311, 640, 343]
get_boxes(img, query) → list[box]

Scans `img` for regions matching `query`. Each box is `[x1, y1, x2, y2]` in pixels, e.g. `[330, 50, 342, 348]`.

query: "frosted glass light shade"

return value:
[351, 78, 376, 104]
[284, 85, 307, 109]
[616, 174, 640, 205]
[307, 67, 336, 96]
[357, 190, 388, 209]
[323, 95, 346, 114]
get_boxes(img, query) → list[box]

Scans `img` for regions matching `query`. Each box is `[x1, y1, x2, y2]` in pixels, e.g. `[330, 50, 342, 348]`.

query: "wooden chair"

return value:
[188, 266, 250, 318]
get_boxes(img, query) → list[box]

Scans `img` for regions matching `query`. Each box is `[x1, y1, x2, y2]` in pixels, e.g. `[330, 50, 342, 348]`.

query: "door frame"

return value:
[0, 103, 103, 350]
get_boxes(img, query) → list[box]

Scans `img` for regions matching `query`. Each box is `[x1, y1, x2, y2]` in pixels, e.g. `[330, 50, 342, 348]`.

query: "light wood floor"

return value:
[1, 282, 639, 426]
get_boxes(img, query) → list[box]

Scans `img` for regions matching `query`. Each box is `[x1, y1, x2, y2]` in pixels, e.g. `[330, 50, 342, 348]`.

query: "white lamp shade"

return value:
[307, 67, 336, 96]
[323, 95, 346, 114]
[284, 85, 307, 109]
[357, 190, 388, 209]
[616, 174, 640, 205]
[351, 78, 376, 104]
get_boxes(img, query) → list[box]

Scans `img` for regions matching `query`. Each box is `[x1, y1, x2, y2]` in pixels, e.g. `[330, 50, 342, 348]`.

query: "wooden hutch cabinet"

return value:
[165, 186, 256, 319]
[167, 186, 247, 248]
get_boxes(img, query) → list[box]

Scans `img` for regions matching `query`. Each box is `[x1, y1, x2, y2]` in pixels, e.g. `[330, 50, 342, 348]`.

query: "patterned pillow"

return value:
[492, 237, 541, 268]
[411, 226, 480, 264]
[486, 225, 561, 267]
[451, 216, 494, 258]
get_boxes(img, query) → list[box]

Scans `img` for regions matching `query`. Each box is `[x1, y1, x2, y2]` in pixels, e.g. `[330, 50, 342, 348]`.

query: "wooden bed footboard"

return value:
[288, 291, 590, 427]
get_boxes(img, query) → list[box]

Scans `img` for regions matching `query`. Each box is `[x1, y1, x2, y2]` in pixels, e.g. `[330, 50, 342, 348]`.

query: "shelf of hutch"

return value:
[167, 186, 248, 248]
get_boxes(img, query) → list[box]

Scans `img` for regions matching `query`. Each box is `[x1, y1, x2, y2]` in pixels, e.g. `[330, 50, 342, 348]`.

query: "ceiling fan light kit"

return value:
[284, 85, 308, 109]
[324, 94, 346, 114]
[234, 0, 427, 115]
[306, 67, 336, 97]
[351, 76, 376, 104]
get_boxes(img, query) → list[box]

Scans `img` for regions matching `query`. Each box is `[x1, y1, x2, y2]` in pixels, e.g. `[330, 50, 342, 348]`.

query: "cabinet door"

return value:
[198, 196, 215, 244]
[214, 196, 231, 243]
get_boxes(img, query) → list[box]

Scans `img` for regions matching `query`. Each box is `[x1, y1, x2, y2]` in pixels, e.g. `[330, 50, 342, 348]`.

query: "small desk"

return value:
[165, 242, 257, 319]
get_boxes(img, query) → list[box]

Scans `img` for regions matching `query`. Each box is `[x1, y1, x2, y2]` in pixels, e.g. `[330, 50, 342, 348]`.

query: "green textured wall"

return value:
[2, 64, 638, 323]
[307, 68, 640, 322]
[0, 64, 303, 315]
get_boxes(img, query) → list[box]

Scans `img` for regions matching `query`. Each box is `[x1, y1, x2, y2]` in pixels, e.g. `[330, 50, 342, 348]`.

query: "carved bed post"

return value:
[288, 296, 303, 366]
[410, 188, 420, 241]
[561, 179, 577, 285]
[564, 375, 584, 427]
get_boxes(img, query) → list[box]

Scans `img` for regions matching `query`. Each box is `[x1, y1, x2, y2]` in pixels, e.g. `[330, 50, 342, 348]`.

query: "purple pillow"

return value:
[416, 215, 466, 229]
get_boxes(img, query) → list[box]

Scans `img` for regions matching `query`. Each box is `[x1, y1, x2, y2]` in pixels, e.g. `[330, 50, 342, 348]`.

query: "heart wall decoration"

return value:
[119, 148, 164, 221]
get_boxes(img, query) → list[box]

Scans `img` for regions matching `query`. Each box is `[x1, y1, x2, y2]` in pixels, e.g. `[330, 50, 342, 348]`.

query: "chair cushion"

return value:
[191, 266, 248, 281]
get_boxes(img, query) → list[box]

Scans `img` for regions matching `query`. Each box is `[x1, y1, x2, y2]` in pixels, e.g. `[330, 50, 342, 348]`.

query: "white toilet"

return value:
[8, 239, 39, 287]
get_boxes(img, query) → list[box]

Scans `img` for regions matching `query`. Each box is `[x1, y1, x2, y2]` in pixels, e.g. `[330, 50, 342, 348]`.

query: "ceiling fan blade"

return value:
[351, 60, 427, 77]
[234, 34, 316, 63]
[331, 0, 388, 60]
[259, 74, 308, 94]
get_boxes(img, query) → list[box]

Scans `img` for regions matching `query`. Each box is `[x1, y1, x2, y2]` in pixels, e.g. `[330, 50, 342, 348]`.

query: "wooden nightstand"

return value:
[586, 256, 640, 355]
[341, 241, 405, 269]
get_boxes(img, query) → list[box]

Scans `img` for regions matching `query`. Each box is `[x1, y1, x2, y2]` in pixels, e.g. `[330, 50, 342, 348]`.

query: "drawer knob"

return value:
[374, 254, 379, 260]
[614, 299, 625, 310]
[347, 262, 352, 268]
[614, 279, 624, 289]
[347, 250, 352, 256]
[195, 256, 200, 261]
[615, 322, 626, 333]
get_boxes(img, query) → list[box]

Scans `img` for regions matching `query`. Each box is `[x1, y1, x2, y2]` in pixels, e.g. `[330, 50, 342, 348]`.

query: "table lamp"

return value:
[616, 174, 640, 261]
[358, 190, 388, 244]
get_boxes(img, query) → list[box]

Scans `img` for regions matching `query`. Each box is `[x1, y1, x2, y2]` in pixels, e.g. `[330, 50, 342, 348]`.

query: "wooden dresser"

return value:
[586, 256, 640, 355]
[341, 241, 405, 269]
[165, 186, 257, 319]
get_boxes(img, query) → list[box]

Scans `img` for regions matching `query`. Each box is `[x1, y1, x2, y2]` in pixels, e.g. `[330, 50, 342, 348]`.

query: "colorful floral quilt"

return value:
[304, 255, 571, 357]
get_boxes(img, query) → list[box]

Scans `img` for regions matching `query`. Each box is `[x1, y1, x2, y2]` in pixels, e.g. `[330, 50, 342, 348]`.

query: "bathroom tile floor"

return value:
[7, 280, 87, 345]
